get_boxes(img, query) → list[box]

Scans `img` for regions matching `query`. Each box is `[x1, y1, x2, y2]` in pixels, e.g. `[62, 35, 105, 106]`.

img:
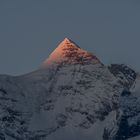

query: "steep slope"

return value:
[102, 74, 140, 140]
[0, 38, 138, 140]
[108, 64, 137, 89]
[42, 38, 100, 66]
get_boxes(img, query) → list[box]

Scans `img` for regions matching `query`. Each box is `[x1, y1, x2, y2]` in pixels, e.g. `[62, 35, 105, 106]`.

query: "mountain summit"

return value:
[0, 38, 139, 140]
[42, 38, 100, 66]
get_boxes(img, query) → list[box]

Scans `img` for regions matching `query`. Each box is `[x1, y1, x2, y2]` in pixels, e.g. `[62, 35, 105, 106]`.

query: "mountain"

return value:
[42, 38, 100, 66]
[0, 38, 140, 140]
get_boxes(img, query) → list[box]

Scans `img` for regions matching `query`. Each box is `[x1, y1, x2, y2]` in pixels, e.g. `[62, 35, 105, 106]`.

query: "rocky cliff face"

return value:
[108, 64, 137, 89]
[0, 38, 139, 140]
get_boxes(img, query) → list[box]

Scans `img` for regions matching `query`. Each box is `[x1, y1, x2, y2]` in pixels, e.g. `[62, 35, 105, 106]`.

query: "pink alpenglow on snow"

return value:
[42, 38, 100, 67]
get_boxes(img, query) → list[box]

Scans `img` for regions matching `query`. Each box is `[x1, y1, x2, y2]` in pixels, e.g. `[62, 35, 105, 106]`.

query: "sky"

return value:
[0, 0, 140, 75]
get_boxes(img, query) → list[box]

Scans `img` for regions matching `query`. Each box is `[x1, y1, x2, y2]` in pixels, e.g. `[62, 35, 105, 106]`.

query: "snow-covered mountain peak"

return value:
[62, 37, 77, 44]
[42, 38, 100, 67]
[0, 37, 140, 140]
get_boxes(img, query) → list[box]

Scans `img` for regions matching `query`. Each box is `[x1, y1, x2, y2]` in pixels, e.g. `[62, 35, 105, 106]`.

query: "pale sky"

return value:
[0, 0, 140, 75]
